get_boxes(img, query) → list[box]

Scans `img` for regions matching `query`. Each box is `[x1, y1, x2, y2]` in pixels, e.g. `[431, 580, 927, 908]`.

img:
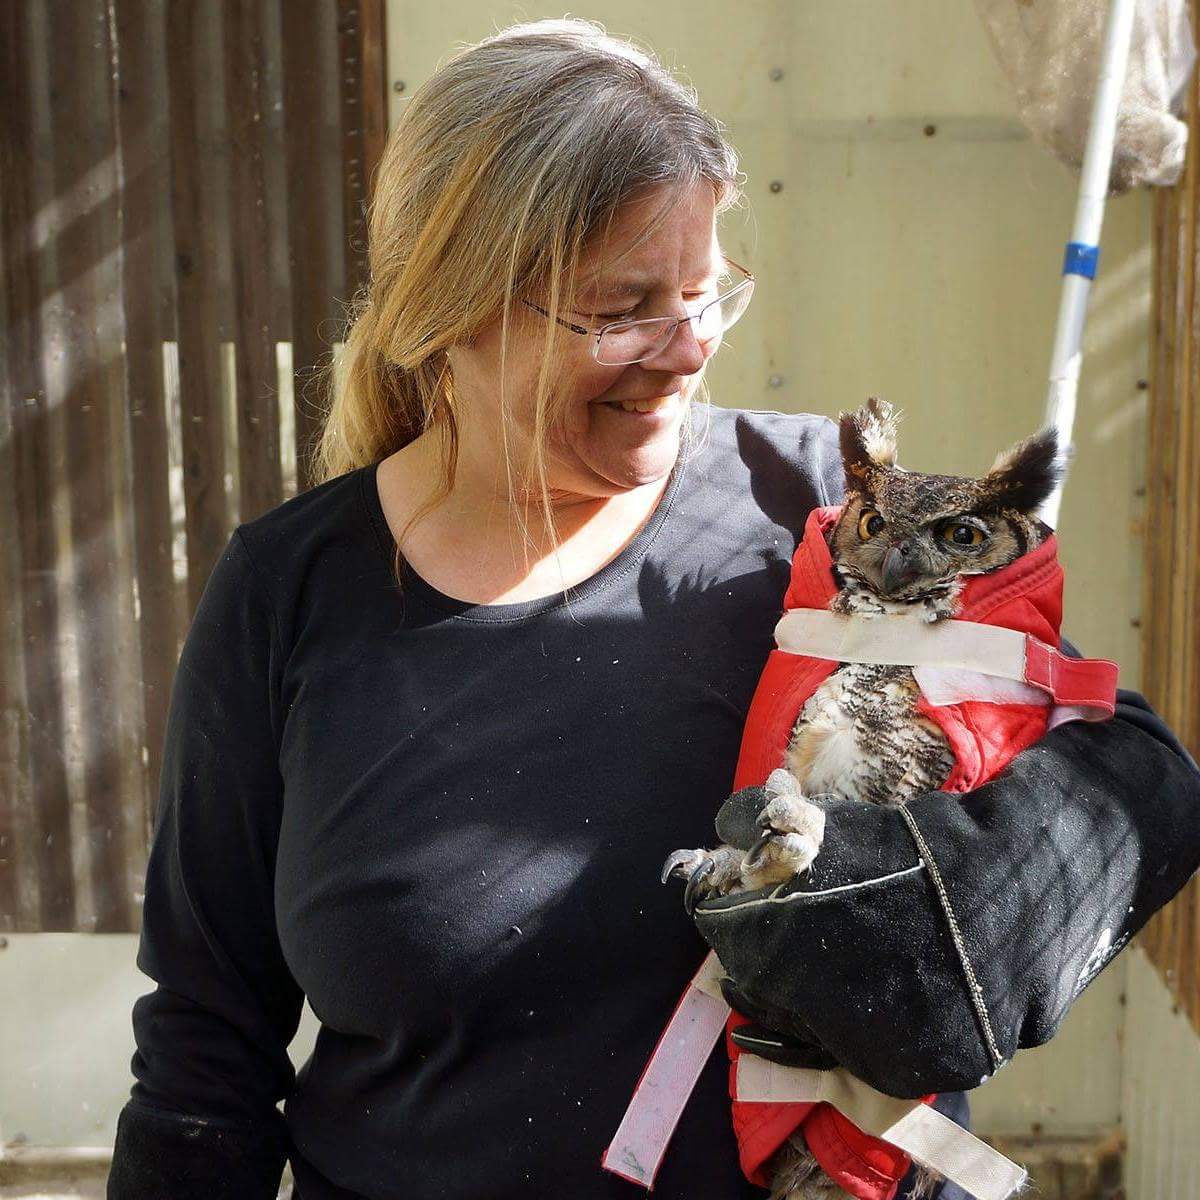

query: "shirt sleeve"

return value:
[107, 529, 304, 1199]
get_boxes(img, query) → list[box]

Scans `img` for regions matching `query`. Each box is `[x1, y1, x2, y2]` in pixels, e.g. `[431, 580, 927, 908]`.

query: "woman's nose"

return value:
[642, 316, 709, 376]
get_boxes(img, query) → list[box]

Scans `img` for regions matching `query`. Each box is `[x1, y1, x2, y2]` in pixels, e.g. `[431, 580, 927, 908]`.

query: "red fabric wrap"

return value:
[727, 505, 1070, 1199]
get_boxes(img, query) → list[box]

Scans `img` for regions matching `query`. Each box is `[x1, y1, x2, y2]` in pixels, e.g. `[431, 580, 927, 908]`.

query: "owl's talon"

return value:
[683, 859, 716, 915]
[662, 845, 747, 907]
[661, 847, 707, 885]
[742, 828, 776, 871]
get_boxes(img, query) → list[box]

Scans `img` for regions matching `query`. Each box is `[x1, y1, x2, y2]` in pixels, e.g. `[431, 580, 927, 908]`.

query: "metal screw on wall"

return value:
[768, 375, 784, 389]
[393, 80, 406, 93]
[769, 67, 784, 81]
[769, 181, 783, 193]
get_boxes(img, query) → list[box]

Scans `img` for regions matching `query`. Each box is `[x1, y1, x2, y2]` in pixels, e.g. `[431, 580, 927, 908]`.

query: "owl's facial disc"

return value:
[844, 500, 996, 600]
[830, 402, 1059, 611]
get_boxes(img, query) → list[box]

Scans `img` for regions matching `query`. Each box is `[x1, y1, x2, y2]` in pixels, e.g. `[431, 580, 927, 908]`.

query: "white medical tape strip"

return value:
[1047, 703, 1089, 730]
[735, 1058, 1026, 1200]
[690, 945, 729, 1003]
[913, 668, 1091, 733]
[911, 665, 1049, 708]
[602, 950, 731, 1189]
[775, 610, 1029, 681]
[885, 1105, 1028, 1200]
[736, 1057, 920, 1123]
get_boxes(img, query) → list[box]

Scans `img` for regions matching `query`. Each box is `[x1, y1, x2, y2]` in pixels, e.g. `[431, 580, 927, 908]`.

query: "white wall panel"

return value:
[1122, 949, 1200, 1200]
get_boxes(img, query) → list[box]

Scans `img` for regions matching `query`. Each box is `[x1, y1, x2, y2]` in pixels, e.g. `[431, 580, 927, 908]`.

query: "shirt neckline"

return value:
[357, 432, 691, 624]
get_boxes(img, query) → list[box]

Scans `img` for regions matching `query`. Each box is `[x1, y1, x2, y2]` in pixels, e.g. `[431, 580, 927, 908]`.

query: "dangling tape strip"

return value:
[601, 950, 730, 1189]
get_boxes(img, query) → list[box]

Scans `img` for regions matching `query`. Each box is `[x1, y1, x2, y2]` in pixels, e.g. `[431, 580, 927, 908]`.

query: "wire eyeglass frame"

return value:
[521, 255, 755, 366]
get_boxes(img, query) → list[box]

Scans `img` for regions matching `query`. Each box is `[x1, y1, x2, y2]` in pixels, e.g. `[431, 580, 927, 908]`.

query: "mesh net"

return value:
[975, 0, 1196, 193]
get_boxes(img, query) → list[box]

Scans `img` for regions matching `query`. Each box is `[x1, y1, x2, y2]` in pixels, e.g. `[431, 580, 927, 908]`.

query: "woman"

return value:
[107, 18, 1200, 1200]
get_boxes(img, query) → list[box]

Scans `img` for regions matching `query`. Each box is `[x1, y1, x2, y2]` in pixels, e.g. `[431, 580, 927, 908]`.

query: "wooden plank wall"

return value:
[1141, 0, 1200, 1037]
[0, 0, 386, 934]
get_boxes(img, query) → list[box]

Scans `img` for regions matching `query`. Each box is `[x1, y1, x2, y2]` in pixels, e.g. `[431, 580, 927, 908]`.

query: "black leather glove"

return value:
[693, 686, 1200, 1099]
[719, 977, 839, 1069]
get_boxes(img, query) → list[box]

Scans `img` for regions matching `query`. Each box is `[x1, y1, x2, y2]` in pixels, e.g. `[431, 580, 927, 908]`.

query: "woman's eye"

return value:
[591, 289, 710, 322]
[857, 510, 885, 540]
[942, 523, 985, 546]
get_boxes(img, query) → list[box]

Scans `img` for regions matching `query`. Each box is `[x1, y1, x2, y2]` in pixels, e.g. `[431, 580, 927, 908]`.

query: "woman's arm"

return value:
[107, 530, 304, 1199]
[691, 684, 1200, 1098]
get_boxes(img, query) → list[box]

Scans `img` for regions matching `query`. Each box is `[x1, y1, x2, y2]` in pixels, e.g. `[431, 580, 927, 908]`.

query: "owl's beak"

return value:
[881, 543, 921, 595]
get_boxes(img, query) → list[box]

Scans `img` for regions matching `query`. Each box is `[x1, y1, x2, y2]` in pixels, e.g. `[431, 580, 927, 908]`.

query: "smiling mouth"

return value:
[601, 393, 679, 414]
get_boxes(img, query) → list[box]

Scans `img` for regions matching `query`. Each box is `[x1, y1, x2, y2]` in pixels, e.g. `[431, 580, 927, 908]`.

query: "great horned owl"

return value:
[663, 398, 1065, 1200]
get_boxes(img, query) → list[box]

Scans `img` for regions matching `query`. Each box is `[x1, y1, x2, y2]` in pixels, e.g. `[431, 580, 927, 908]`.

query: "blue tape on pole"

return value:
[1062, 242, 1100, 279]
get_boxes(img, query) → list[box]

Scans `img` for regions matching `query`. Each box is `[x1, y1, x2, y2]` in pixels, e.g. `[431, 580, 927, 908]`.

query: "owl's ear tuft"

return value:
[839, 398, 899, 487]
[981, 428, 1070, 513]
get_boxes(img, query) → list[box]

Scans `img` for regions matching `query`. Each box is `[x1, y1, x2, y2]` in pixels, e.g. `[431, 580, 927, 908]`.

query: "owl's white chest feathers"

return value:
[785, 591, 958, 808]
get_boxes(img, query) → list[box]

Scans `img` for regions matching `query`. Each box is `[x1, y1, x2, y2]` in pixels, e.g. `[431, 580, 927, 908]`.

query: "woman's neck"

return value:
[376, 429, 672, 604]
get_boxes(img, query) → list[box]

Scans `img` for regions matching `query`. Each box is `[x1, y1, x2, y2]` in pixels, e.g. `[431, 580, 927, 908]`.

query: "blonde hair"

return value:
[312, 17, 742, 590]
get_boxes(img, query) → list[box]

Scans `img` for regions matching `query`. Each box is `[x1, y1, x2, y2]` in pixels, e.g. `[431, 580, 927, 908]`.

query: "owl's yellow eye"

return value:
[942, 522, 985, 546]
[858, 509, 886, 540]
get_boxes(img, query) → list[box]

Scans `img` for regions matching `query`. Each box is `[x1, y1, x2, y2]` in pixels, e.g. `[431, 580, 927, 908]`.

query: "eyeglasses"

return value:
[521, 255, 755, 366]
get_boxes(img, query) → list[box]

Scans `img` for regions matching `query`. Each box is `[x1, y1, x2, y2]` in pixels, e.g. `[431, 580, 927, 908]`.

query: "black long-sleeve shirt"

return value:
[112, 403, 859, 1198]
[108, 402, 1198, 1199]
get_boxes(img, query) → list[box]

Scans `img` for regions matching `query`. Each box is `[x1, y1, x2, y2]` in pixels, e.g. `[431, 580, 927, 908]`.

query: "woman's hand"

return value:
[689, 687, 1200, 1099]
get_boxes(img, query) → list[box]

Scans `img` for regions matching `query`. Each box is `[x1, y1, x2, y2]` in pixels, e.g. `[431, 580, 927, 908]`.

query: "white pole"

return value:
[1040, 0, 1138, 529]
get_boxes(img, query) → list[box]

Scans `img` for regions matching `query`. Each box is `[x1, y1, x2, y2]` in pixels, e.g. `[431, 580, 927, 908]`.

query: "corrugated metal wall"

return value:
[0, 0, 386, 936]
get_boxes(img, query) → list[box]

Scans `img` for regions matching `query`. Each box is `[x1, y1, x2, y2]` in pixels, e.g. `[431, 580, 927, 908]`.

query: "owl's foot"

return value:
[741, 778, 826, 889]
[661, 844, 746, 914]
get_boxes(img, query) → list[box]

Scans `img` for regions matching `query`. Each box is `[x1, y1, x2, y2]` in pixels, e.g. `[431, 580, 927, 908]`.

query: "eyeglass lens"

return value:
[594, 282, 754, 366]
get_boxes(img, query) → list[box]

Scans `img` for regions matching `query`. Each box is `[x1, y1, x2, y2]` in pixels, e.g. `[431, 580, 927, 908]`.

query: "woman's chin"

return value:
[545, 393, 687, 493]
[588, 429, 683, 490]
